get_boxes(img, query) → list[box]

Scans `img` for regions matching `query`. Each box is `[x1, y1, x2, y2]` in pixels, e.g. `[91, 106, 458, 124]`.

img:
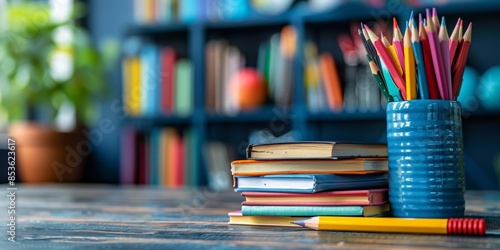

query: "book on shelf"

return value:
[122, 45, 193, 117]
[241, 204, 390, 217]
[240, 189, 388, 206]
[231, 158, 388, 176]
[246, 141, 388, 160]
[233, 173, 388, 193]
[228, 211, 306, 228]
[120, 127, 199, 187]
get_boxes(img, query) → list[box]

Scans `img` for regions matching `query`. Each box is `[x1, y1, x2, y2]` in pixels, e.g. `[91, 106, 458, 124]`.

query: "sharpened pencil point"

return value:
[441, 16, 446, 27]
[364, 24, 371, 31]
[292, 220, 305, 227]
[393, 17, 398, 29]
[410, 11, 414, 21]
[419, 13, 423, 24]
[432, 7, 438, 18]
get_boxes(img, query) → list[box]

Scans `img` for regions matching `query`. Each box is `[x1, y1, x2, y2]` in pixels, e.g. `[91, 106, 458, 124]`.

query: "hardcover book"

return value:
[246, 141, 387, 160]
[228, 211, 306, 228]
[233, 173, 388, 193]
[241, 204, 390, 217]
[231, 158, 387, 176]
[241, 189, 388, 206]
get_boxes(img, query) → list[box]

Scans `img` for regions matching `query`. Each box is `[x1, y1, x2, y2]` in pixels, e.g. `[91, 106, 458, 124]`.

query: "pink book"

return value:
[241, 189, 388, 206]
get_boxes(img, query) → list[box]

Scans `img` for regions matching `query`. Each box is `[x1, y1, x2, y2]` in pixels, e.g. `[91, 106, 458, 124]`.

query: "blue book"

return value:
[140, 44, 160, 116]
[149, 129, 161, 186]
[234, 174, 388, 193]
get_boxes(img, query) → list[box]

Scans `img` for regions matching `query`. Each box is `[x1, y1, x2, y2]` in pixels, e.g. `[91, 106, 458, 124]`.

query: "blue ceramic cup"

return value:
[386, 100, 465, 218]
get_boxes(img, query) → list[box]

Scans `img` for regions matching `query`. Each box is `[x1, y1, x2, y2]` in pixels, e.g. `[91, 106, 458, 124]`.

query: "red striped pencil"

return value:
[419, 15, 440, 99]
[452, 23, 472, 99]
[365, 25, 407, 97]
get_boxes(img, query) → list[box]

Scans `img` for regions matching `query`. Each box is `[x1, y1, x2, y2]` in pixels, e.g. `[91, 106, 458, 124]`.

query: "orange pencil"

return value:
[381, 32, 403, 76]
[393, 18, 406, 74]
[365, 25, 407, 97]
[452, 23, 472, 99]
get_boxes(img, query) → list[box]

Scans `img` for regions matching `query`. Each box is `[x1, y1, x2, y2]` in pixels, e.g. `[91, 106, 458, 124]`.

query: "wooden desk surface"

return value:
[1, 185, 500, 249]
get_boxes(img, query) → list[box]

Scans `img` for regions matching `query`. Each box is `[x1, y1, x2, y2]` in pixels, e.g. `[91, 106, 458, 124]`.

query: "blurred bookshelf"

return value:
[118, 0, 500, 189]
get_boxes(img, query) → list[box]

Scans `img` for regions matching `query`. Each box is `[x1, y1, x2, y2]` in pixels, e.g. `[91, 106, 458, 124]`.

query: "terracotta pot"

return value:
[8, 123, 86, 183]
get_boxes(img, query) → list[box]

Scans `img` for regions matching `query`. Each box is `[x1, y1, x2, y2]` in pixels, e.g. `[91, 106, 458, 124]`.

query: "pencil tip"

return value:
[419, 13, 423, 24]
[468, 22, 472, 29]
[432, 7, 438, 17]
[360, 22, 364, 29]
[292, 220, 305, 227]
[441, 16, 446, 27]
[364, 24, 371, 31]
[426, 8, 431, 19]
[410, 11, 414, 20]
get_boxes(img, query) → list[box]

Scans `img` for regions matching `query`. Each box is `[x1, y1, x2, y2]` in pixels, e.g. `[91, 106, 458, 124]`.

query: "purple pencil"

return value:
[426, 8, 447, 99]
[439, 17, 452, 100]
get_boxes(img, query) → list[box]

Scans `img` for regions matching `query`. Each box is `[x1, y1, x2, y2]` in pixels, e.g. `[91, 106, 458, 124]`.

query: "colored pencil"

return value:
[449, 18, 461, 64]
[432, 8, 440, 33]
[439, 17, 453, 100]
[452, 23, 472, 99]
[404, 22, 416, 100]
[426, 8, 447, 99]
[293, 217, 489, 235]
[380, 59, 404, 102]
[393, 18, 406, 74]
[365, 25, 407, 98]
[411, 17, 429, 99]
[381, 32, 403, 76]
[361, 23, 381, 70]
[419, 15, 440, 99]
[367, 55, 393, 102]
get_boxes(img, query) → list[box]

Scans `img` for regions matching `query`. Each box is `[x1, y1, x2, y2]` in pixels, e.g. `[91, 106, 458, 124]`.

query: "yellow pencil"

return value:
[381, 33, 403, 76]
[404, 22, 416, 100]
[292, 217, 487, 235]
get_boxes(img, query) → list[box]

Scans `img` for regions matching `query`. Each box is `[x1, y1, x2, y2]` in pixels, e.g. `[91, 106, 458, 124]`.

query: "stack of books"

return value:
[228, 141, 390, 227]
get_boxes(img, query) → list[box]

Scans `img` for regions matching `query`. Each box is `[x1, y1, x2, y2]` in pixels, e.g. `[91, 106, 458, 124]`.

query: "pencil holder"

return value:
[386, 100, 465, 218]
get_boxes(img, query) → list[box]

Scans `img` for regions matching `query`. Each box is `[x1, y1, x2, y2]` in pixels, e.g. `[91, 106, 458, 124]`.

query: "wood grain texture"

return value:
[1, 185, 499, 249]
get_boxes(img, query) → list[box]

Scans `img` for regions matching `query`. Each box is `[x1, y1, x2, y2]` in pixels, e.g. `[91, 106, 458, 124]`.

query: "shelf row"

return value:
[130, 0, 500, 32]
[124, 106, 500, 126]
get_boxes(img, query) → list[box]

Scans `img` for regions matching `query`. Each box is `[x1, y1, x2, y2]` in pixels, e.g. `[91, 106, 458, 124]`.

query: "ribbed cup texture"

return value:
[386, 100, 465, 218]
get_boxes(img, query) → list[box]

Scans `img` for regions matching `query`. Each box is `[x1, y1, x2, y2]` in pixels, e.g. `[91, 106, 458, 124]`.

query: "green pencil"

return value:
[367, 55, 393, 102]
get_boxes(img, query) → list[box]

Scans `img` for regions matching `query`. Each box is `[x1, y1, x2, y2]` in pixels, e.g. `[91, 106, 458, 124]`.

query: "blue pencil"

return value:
[411, 16, 430, 99]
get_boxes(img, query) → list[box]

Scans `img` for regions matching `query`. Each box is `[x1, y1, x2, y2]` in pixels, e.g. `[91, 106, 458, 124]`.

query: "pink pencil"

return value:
[439, 17, 452, 100]
[393, 18, 405, 74]
[365, 25, 407, 97]
[426, 8, 447, 99]
[449, 18, 461, 64]
[433, 8, 441, 33]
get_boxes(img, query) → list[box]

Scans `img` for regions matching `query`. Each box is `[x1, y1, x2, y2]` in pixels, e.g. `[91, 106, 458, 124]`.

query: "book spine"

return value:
[241, 205, 364, 217]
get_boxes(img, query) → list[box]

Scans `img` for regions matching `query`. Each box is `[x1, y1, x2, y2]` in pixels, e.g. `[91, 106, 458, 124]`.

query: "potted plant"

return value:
[0, 2, 108, 182]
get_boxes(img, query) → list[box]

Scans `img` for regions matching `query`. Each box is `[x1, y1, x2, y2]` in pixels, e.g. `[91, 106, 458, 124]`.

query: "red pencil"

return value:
[365, 25, 407, 97]
[452, 23, 472, 99]
[449, 18, 461, 65]
[393, 18, 405, 74]
[419, 18, 440, 99]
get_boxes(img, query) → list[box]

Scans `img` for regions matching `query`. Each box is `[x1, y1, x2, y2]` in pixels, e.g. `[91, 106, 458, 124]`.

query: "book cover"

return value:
[319, 52, 343, 112]
[231, 158, 388, 176]
[120, 126, 136, 185]
[241, 189, 388, 206]
[149, 129, 161, 186]
[174, 59, 192, 116]
[234, 173, 388, 193]
[228, 211, 306, 228]
[241, 204, 390, 217]
[160, 47, 176, 114]
[246, 141, 387, 160]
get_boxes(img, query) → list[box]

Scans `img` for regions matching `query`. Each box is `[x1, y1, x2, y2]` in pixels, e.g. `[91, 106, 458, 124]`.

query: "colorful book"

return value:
[241, 189, 388, 206]
[174, 59, 192, 116]
[233, 174, 388, 193]
[241, 204, 390, 217]
[120, 126, 136, 185]
[231, 158, 387, 176]
[246, 141, 387, 160]
[228, 211, 306, 228]
[149, 129, 161, 186]
[140, 44, 160, 116]
[160, 47, 176, 114]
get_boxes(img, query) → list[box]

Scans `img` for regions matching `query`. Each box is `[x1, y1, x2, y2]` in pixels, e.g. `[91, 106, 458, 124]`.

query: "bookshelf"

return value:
[118, 0, 500, 189]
